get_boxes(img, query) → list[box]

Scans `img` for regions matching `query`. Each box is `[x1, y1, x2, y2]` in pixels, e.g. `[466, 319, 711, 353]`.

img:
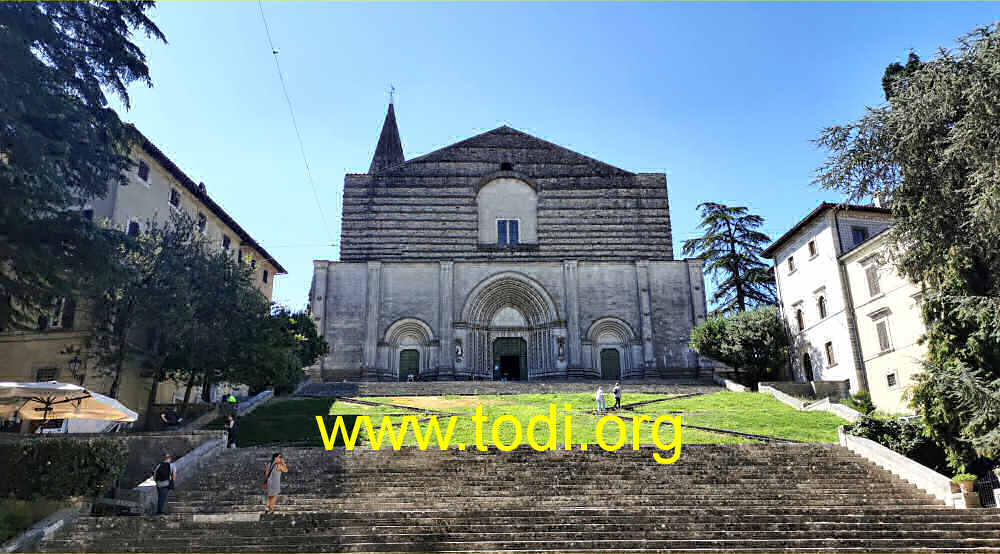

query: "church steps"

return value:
[39, 536, 1000, 552]
[45, 440, 998, 552]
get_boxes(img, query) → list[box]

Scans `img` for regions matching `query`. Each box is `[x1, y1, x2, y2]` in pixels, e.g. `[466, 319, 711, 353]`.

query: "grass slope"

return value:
[224, 391, 846, 449]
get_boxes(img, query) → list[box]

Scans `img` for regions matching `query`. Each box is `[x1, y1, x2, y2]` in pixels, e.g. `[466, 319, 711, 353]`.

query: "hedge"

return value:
[0, 437, 127, 500]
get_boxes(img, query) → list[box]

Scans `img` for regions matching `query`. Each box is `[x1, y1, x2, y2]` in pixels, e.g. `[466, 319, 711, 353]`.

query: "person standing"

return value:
[613, 382, 622, 410]
[225, 415, 238, 449]
[264, 452, 288, 515]
[152, 453, 176, 515]
[595, 387, 605, 415]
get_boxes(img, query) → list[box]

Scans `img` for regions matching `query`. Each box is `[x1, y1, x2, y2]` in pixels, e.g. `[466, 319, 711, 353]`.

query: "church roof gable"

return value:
[371, 125, 634, 176]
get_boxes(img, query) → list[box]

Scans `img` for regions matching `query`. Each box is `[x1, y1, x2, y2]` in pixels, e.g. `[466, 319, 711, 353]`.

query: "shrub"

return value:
[952, 473, 977, 483]
[840, 391, 875, 415]
[689, 306, 789, 387]
[0, 438, 127, 500]
[847, 414, 950, 473]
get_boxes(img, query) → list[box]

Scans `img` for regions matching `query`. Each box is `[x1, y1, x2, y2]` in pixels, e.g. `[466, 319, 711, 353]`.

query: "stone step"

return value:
[41, 537, 1000, 553]
[67, 520, 1000, 539]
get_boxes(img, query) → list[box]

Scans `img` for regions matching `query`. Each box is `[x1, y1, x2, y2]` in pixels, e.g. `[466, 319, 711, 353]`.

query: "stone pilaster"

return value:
[635, 261, 656, 372]
[438, 261, 455, 374]
[363, 261, 382, 369]
[562, 260, 581, 367]
[312, 261, 330, 374]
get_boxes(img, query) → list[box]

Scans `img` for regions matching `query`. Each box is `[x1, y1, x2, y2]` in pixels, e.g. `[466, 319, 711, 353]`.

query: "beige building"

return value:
[0, 129, 285, 421]
[765, 202, 925, 414]
[842, 230, 925, 414]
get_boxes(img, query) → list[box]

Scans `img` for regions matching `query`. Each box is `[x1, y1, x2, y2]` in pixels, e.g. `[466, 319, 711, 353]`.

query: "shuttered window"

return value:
[876, 320, 891, 352]
[824, 342, 836, 366]
[866, 266, 881, 296]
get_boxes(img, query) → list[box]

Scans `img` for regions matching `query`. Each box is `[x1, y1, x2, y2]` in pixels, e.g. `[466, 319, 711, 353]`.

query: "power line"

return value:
[256, 0, 335, 243]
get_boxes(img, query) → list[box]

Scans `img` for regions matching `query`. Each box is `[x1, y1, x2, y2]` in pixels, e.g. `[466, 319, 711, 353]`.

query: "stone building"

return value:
[310, 104, 710, 382]
[0, 129, 285, 419]
[763, 202, 925, 412]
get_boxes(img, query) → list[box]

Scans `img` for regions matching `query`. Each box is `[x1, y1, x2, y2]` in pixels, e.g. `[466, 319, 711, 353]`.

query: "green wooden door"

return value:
[600, 349, 621, 380]
[399, 349, 420, 381]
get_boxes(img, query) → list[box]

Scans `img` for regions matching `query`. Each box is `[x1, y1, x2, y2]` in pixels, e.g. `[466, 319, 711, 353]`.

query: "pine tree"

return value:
[682, 202, 777, 313]
[0, 2, 165, 329]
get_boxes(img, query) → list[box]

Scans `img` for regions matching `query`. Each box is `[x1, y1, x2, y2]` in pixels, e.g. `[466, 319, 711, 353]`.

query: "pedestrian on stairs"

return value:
[595, 387, 605, 414]
[225, 415, 238, 448]
[264, 452, 288, 515]
[151, 453, 176, 515]
[612, 382, 622, 410]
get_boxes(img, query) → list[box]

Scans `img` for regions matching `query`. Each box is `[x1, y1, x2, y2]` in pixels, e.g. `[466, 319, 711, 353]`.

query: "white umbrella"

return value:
[0, 381, 138, 422]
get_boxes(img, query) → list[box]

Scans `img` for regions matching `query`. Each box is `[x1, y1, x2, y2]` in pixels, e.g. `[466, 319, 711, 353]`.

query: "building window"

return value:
[169, 189, 181, 208]
[875, 319, 892, 352]
[262, 270, 269, 284]
[497, 219, 519, 246]
[795, 309, 805, 333]
[787, 256, 795, 273]
[137, 160, 150, 182]
[222, 235, 231, 251]
[197, 213, 207, 233]
[824, 341, 836, 366]
[886, 372, 898, 389]
[250, 259, 257, 270]
[500, 162, 513, 171]
[865, 266, 881, 297]
[851, 226, 869, 246]
[36, 367, 58, 381]
[808, 241, 817, 258]
[127, 220, 140, 237]
[817, 296, 827, 319]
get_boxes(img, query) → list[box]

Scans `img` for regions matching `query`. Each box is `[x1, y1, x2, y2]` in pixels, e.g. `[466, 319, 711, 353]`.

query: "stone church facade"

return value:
[310, 104, 710, 381]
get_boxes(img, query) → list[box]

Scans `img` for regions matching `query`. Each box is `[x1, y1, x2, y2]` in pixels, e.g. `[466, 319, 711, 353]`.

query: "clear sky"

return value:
[110, 2, 999, 310]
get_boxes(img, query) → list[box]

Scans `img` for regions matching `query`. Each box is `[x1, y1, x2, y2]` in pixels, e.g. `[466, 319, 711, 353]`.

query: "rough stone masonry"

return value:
[309, 103, 711, 382]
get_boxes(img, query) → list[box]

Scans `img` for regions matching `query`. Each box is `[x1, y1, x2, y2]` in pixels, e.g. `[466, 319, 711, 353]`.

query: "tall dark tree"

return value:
[813, 24, 1000, 470]
[682, 202, 777, 313]
[0, 2, 165, 329]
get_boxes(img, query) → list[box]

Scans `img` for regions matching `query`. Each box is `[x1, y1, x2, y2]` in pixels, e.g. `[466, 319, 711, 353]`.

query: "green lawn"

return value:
[226, 391, 847, 449]
[322, 391, 846, 448]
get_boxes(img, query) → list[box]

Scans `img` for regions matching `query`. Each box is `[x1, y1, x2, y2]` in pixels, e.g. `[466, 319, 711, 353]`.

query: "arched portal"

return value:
[803, 353, 814, 382]
[383, 318, 434, 380]
[460, 272, 561, 380]
[586, 317, 638, 379]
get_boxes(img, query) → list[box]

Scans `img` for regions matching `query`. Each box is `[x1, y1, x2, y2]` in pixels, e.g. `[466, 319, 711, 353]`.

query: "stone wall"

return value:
[315, 259, 708, 381]
[0, 431, 224, 489]
[339, 127, 672, 263]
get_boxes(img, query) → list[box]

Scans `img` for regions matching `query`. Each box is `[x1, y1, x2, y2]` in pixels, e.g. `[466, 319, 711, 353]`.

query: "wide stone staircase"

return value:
[42, 444, 1000, 552]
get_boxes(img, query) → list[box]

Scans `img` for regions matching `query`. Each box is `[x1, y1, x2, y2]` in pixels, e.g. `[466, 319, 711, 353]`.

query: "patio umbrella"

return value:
[0, 381, 138, 422]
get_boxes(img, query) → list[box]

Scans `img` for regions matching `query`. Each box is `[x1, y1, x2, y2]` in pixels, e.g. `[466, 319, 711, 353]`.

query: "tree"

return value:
[813, 24, 1000, 469]
[689, 306, 789, 387]
[86, 212, 203, 400]
[682, 202, 776, 313]
[224, 305, 329, 395]
[0, 2, 165, 329]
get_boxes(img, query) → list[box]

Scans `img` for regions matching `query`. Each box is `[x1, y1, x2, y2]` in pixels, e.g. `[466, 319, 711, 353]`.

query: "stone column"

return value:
[635, 261, 656, 373]
[562, 261, 581, 369]
[311, 261, 330, 379]
[438, 261, 455, 375]
[363, 261, 382, 371]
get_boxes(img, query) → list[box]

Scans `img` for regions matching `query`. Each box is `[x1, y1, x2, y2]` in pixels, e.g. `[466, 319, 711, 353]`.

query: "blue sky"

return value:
[111, 2, 999, 309]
